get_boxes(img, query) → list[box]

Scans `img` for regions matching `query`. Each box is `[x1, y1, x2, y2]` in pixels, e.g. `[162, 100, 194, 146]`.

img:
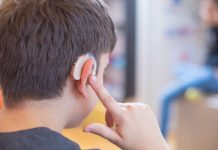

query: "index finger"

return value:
[88, 76, 121, 116]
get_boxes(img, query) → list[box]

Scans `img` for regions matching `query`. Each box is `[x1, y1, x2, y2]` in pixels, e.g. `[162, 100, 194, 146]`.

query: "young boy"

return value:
[0, 0, 169, 150]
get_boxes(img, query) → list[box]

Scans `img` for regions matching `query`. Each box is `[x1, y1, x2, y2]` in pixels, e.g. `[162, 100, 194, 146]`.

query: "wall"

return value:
[135, 0, 207, 115]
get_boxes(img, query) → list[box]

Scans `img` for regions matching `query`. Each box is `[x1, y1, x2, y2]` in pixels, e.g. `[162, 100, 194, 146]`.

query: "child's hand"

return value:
[84, 76, 170, 150]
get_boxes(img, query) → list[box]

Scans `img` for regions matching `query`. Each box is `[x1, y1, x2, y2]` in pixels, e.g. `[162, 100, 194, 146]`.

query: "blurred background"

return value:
[1, 0, 218, 150]
[103, 0, 218, 149]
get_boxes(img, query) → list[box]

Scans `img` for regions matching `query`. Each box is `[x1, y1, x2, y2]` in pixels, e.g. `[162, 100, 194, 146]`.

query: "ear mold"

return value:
[73, 53, 97, 80]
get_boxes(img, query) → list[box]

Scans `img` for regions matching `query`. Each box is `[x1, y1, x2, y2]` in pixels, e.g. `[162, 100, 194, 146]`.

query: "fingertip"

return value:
[83, 124, 96, 133]
[83, 127, 92, 133]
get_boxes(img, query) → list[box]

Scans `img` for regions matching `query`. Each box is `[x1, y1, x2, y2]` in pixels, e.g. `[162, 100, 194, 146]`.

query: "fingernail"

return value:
[89, 76, 97, 85]
[84, 128, 92, 133]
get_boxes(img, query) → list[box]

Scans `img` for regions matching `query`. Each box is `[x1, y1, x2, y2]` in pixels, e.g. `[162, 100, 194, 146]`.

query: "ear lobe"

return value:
[76, 58, 95, 98]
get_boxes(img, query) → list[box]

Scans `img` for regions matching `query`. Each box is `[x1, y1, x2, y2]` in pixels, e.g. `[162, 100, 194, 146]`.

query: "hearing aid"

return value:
[73, 53, 97, 80]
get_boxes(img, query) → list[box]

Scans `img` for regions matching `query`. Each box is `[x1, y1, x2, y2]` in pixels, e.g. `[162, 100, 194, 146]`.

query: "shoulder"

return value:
[0, 127, 81, 150]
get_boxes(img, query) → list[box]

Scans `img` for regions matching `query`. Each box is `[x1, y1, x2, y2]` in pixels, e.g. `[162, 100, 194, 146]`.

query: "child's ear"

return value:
[72, 58, 95, 98]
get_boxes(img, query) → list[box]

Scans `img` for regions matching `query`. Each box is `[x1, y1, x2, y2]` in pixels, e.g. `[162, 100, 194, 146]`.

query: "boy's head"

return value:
[0, 0, 116, 126]
[200, 0, 218, 26]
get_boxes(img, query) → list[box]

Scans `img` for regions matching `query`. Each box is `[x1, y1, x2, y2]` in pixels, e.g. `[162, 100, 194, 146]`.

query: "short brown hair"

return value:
[0, 0, 116, 108]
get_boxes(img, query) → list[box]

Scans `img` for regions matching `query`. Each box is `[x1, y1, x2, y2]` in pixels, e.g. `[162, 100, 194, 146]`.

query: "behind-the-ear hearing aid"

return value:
[73, 53, 97, 80]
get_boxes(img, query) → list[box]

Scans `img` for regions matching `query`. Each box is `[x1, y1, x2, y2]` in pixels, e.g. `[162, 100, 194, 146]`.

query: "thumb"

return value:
[84, 123, 121, 145]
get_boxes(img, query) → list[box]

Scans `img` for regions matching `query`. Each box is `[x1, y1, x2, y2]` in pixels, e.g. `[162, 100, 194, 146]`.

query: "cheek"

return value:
[97, 69, 105, 85]
[90, 86, 98, 101]
[86, 64, 106, 112]
[87, 87, 98, 109]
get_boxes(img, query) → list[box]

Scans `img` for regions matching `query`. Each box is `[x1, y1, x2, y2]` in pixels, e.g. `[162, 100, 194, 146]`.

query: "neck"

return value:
[0, 100, 68, 133]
